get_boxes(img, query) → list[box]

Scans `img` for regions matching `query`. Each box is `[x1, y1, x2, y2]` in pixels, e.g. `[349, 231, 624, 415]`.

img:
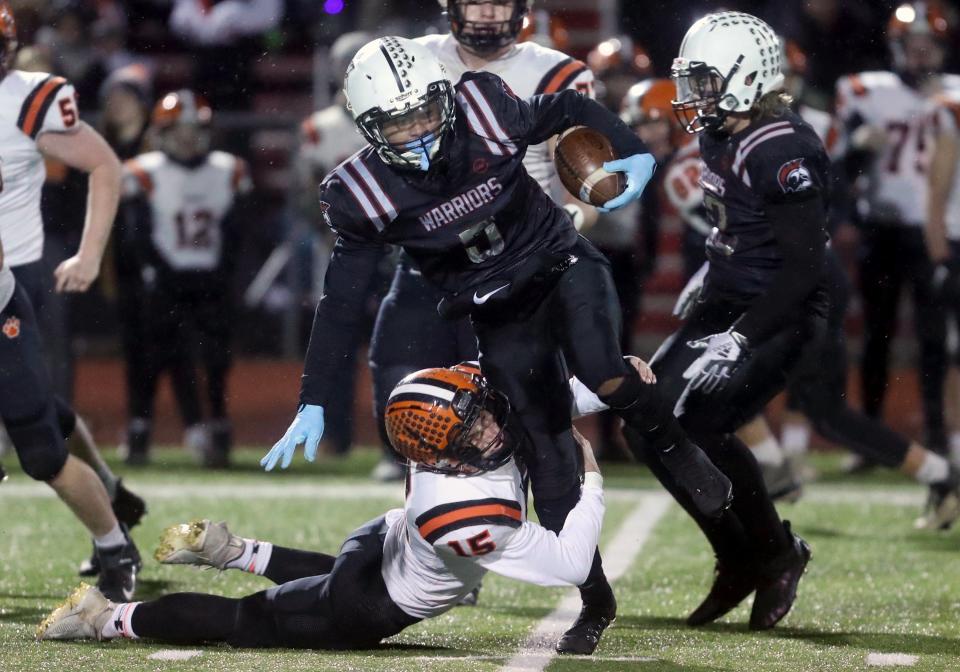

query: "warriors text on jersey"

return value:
[831, 71, 960, 226]
[416, 33, 593, 203]
[0, 70, 80, 267]
[698, 109, 830, 300]
[122, 150, 252, 272]
[381, 457, 603, 619]
[302, 71, 644, 406]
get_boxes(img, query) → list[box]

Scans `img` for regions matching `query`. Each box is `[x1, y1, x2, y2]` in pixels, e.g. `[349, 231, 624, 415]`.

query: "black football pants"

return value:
[859, 225, 946, 450]
[644, 294, 819, 565]
[130, 516, 420, 648]
[786, 248, 910, 467]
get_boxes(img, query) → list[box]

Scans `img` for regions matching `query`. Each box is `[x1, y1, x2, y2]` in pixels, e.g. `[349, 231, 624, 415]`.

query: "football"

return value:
[554, 126, 625, 207]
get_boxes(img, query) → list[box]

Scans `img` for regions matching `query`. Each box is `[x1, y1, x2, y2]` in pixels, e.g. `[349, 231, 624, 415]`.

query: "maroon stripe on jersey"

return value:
[732, 121, 794, 175]
[460, 83, 515, 155]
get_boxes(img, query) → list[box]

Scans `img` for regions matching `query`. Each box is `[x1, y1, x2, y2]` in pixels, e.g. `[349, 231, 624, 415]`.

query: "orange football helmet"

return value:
[385, 366, 512, 475]
[887, 1, 952, 41]
[586, 36, 652, 80]
[620, 78, 675, 126]
[151, 89, 212, 129]
[0, 1, 17, 78]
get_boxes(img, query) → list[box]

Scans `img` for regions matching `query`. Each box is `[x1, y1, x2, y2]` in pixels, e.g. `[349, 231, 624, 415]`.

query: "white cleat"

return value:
[37, 583, 114, 641]
[154, 519, 244, 569]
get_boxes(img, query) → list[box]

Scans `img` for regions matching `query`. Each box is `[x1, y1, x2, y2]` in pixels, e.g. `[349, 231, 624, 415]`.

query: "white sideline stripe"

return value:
[866, 652, 919, 667]
[147, 649, 203, 661]
[499, 493, 672, 672]
[0, 482, 928, 506]
[413, 655, 658, 663]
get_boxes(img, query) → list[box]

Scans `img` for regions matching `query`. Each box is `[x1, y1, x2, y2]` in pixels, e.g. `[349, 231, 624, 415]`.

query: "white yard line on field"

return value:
[865, 652, 919, 666]
[498, 492, 672, 672]
[0, 481, 928, 506]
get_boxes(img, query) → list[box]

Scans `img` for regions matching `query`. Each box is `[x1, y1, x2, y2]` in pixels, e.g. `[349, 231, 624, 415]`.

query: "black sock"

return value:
[263, 546, 337, 584]
[704, 433, 790, 563]
[131, 593, 239, 643]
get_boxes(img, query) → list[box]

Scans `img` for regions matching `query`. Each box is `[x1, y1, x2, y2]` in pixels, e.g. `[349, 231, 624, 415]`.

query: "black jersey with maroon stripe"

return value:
[301, 71, 647, 406]
[699, 110, 830, 301]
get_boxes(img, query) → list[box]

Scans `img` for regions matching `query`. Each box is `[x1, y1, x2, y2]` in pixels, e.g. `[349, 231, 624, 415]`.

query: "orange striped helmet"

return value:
[151, 89, 212, 130]
[0, 1, 17, 78]
[887, 1, 952, 41]
[385, 366, 512, 475]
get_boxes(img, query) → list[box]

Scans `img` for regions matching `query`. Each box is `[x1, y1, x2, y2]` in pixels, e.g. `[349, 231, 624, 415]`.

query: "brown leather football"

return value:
[554, 126, 625, 207]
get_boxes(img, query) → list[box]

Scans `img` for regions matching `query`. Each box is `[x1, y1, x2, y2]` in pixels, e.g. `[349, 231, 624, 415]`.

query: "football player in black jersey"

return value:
[656, 12, 824, 630]
[260, 36, 734, 654]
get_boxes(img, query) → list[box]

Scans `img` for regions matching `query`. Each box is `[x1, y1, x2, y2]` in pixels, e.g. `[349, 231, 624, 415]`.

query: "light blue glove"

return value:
[599, 153, 658, 212]
[261, 404, 325, 471]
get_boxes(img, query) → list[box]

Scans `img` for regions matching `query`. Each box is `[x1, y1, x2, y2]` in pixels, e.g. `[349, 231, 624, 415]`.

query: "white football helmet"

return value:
[671, 11, 784, 134]
[344, 36, 456, 170]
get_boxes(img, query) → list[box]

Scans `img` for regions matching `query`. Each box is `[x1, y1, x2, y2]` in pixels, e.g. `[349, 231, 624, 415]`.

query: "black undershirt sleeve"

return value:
[299, 236, 387, 407]
[734, 194, 827, 343]
[526, 90, 649, 159]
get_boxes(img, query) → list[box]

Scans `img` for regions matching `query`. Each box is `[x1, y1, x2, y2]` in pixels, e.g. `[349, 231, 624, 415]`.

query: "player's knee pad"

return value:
[6, 408, 68, 481]
[230, 592, 280, 648]
[54, 396, 77, 438]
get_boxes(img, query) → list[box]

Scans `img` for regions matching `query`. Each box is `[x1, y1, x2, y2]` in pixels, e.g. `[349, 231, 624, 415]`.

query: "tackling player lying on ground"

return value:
[37, 363, 655, 651]
[263, 35, 733, 651]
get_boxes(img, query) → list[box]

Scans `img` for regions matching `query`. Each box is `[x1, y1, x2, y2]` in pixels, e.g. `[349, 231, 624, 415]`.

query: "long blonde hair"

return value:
[750, 91, 794, 121]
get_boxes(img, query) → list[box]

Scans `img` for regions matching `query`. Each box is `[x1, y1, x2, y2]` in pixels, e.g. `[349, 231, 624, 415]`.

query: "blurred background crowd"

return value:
[9, 0, 960, 472]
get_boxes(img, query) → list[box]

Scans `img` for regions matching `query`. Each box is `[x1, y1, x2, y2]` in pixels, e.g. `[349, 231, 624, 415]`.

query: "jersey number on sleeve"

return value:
[58, 95, 79, 129]
[447, 530, 497, 557]
[459, 220, 505, 264]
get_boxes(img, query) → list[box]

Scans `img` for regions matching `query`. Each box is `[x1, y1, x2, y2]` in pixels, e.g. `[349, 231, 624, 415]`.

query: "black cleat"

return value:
[556, 596, 617, 655]
[749, 521, 811, 630]
[686, 560, 757, 626]
[78, 543, 99, 577]
[95, 533, 141, 603]
[0, 464, 6, 484]
[204, 421, 232, 469]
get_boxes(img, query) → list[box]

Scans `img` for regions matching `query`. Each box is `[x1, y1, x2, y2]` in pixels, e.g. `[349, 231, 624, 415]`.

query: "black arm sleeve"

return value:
[299, 237, 387, 407]
[734, 195, 827, 343]
[526, 89, 649, 158]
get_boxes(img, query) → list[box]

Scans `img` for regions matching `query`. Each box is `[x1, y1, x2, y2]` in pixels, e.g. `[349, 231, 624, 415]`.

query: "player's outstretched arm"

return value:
[435, 433, 605, 587]
[38, 122, 122, 293]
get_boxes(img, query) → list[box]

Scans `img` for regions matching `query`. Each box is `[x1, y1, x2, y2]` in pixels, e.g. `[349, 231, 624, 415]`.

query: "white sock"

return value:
[751, 436, 785, 467]
[225, 539, 273, 575]
[101, 602, 140, 640]
[915, 452, 951, 485]
[94, 523, 126, 550]
[950, 433, 960, 464]
[781, 423, 811, 457]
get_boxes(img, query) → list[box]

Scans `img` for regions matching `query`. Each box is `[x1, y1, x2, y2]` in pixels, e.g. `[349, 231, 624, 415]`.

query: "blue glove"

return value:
[599, 153, 657, 212]
[261, 404, 325, 471]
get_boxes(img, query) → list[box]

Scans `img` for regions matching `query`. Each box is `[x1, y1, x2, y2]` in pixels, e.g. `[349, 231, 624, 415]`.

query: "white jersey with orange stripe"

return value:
[296, 104, 368, 183]
[415, 33, 594, 204]
[830, 71, 960, 227]
[381, 456, 604, 619]
[122, 150, 252, 272]
[0, 70, 80, 267]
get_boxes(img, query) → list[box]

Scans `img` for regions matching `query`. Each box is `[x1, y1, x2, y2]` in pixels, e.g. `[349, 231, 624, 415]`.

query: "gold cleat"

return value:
[154, 519, 244, 569]
[36, 583, 113, 641]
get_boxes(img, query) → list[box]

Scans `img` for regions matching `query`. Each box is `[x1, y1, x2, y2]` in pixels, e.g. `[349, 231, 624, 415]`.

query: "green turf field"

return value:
[1, 449, 959, 672]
